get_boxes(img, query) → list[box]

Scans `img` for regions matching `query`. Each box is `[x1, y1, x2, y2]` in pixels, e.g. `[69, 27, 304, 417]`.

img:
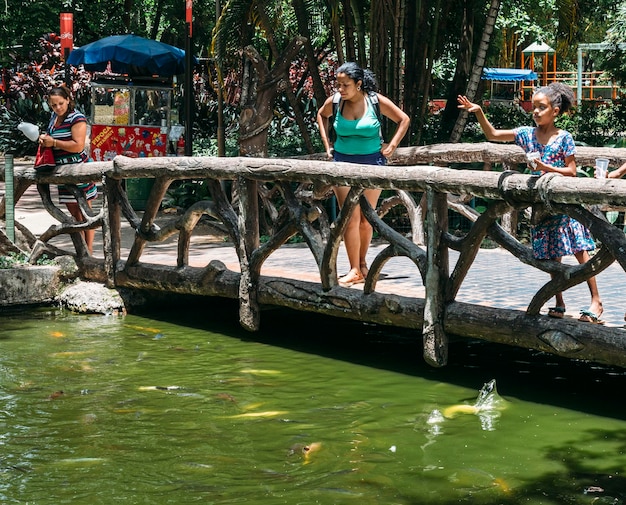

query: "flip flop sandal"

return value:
[578, 309, 605, 325]
[547, 307, 566, 318]
[338, 272, 364, 287]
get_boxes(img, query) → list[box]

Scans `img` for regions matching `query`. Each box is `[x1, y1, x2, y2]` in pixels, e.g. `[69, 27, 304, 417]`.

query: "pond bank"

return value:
[0, 257, 126, 314]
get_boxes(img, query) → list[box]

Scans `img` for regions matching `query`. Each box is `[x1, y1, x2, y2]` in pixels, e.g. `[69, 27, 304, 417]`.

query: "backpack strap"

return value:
[366, 91, 384, 142]
[328, 92, 342, 143]
[366, 91, 382, 124]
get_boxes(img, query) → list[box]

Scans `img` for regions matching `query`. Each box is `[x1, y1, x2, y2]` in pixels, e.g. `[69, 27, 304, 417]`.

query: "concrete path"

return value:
[4, 182, 626, 328]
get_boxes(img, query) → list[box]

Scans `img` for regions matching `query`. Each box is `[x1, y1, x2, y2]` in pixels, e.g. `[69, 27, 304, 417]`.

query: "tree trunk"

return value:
[291, 0, 328, 106]
[238, 38, 306, 157]
[122, 0, 134, 32]
[343, 0, 356, 62]
[449, 0, 502, 142]
[413, 0, 442, 144]
[149, 0, 165, 40]
[330, 0, 345, 64]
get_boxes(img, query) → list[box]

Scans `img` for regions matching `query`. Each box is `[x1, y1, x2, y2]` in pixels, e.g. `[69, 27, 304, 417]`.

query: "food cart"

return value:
[89, 75, 182, 161]
[88, 75, 184, 209]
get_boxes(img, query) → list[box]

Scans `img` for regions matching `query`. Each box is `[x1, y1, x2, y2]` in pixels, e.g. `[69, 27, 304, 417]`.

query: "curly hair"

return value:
[336, 62, 378, 93]
[534, 82, 575, 114]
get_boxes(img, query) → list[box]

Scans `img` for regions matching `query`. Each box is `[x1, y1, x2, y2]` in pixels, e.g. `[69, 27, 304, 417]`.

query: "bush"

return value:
[0, 33, 91, 156]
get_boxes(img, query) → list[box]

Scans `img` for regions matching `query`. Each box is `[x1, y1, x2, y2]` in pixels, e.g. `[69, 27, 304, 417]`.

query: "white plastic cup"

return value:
[595, 158, 609, 178]
[526, 151, 540, 170]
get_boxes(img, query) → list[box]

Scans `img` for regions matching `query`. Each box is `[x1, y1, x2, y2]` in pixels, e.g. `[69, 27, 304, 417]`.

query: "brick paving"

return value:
[5, 183, 626, 328]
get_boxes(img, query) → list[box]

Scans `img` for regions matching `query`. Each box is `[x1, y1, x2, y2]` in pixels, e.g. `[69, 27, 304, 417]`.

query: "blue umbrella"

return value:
[67, 34, 191, 76]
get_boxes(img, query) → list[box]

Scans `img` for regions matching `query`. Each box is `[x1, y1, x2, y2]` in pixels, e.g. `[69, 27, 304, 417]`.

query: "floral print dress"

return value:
[514, 126, 595, 260]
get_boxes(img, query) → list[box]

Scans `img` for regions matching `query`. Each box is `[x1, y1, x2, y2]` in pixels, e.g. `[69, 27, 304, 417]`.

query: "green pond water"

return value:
[0, 301, 625, 504]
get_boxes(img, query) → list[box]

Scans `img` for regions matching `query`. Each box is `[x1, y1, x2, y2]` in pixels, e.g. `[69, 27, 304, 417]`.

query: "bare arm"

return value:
[316, 96, 335, 159]
[608, 162, 626, 179]
[377, 94, 410, 157]
[457, 95, 516, 142]
[535, 154, 577, 177]
[39, 121, 87, 153]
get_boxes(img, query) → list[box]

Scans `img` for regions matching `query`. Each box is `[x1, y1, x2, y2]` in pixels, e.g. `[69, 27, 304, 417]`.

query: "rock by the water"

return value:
[57, 281, 126, 315]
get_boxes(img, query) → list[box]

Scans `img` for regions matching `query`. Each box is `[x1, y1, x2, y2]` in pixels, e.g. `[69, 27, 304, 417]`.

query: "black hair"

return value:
[336, 62, 378, 93]
[534, 82, 575, 114]
[48, 85, 75, 110]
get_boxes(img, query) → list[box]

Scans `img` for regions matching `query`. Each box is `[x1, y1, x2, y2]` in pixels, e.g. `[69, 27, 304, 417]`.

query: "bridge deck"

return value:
[12, 185, 626, 328]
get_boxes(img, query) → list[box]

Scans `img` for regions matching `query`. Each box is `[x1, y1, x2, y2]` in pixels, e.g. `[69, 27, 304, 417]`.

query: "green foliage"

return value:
[163, 180, 213, 209]
[0, 0, 215, 65]
[0, 253, 28, 269]
[557, 100, 626, 146]
[0, 2, 56, 66]
[0, 102, 39, 156]
[592, 2, 626, 84]
[427, 102, 533, 145]
[0, 252, 54, 268]
[267, 95, 323, 157]
[193, 134, 240, 157]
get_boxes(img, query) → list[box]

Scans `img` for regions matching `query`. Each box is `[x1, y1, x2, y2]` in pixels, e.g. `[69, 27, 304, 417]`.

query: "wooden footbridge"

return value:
[3, 143, 626, 368]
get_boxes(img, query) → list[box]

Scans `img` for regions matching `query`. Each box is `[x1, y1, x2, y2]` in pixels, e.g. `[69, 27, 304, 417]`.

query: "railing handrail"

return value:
[4, 143, 626, 183]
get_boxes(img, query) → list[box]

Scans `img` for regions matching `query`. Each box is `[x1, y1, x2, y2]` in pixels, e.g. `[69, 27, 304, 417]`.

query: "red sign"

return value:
[90, 125, 168, 161]
[186, 0, 193, 37]
[60, 13, 73, 56]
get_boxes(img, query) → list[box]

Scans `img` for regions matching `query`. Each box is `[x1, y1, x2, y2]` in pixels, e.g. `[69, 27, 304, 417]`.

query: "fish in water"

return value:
[125, 324, 162, 334]
[449, 468, 512, 494]
[288, 442, 322, 464]
[229, 411, 287, 419]
[215, 393, 237, 403]
[138, 385, 182, 391]
[440, 379, 506, 431]
[240, 369, 282, 375]
[443, 404, 480, 418]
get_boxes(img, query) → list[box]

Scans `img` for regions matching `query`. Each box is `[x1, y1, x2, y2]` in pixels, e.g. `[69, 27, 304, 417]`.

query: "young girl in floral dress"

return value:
[457, 83, 603, 323]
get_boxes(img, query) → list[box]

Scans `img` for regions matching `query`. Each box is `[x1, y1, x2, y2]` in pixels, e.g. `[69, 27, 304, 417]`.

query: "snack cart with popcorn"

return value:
[89, 76, 176, 161]
[88, 76, 183, 208]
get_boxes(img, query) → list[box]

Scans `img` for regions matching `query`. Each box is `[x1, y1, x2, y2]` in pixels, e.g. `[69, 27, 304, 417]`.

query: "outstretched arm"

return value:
[457, 95, 516, 142]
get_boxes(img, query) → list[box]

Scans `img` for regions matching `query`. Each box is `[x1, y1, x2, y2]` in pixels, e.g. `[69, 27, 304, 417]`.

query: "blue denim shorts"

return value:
[333, 151, 387, 166]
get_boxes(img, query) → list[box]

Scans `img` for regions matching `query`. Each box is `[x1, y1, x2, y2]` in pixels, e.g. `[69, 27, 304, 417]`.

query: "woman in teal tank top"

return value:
[317, 62, 410, 286]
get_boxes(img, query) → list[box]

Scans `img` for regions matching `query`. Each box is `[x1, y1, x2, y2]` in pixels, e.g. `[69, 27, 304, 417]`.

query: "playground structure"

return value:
[481, 42, 626, 109]
[519, 42, 624, 104]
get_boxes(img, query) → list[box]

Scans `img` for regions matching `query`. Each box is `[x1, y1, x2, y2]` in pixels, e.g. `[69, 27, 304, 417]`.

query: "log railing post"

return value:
[423, 187, 449, 367]
[101, 176, 117, 287]
[237, 176, 261, 331]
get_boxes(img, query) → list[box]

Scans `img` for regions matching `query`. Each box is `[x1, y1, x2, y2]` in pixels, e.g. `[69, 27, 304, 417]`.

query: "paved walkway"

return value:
[4, 183, 626, 328]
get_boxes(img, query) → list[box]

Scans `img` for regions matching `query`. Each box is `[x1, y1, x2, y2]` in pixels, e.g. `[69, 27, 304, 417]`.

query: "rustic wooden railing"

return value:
[3, 143, 626, 369]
